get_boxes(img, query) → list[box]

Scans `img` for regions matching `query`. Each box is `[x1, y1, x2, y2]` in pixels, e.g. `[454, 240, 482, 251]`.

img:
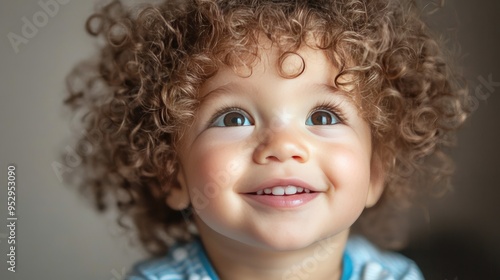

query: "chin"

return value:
[246, 226, 350, 253]
[247, 230, 322, 252]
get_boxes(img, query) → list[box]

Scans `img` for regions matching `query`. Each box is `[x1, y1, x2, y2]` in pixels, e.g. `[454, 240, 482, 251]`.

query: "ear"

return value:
[165, 166, 191, 210]
[365, 149, 387, 208]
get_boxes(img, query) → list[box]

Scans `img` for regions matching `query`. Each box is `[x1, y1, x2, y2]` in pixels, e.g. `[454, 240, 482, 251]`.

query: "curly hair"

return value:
[65, 0, 469, 255]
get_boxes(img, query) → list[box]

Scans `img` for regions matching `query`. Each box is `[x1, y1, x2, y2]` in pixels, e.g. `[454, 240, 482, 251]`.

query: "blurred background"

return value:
[0, 1, 499, 279]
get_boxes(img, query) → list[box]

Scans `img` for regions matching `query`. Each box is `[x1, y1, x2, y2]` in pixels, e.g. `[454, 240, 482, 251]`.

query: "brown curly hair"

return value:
[64, 0, 469, 255]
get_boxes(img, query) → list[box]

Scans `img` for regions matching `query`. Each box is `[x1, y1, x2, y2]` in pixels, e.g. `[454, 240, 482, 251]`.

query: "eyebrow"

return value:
[199, 83, 242, 103]
[199, 82, 351, 105]
[312, 83, 350, 97]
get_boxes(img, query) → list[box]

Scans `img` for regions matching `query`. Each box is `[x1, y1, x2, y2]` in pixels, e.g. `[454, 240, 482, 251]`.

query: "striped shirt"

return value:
[127, 236, 423, 280]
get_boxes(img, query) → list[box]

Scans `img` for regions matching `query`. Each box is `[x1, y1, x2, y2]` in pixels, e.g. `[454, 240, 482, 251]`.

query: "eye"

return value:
[306, 109, 340, 126]
[210, 109, 253, 127]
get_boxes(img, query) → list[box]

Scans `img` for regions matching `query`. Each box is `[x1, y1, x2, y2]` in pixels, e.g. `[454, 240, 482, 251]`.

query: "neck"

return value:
[196, 221, 348, 280]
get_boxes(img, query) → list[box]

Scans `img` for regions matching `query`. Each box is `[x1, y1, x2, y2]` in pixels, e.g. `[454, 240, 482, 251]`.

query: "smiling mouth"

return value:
[251, 185, 314, 196]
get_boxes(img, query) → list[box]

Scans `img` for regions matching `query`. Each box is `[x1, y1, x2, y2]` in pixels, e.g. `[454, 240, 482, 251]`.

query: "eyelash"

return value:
[310, 101, 345, 124]
[207, 105, 251, 127]
[206, 101, 345, 127]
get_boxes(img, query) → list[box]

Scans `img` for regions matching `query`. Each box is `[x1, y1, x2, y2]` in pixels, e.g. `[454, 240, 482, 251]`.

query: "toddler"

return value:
[65, 0, 468, 279]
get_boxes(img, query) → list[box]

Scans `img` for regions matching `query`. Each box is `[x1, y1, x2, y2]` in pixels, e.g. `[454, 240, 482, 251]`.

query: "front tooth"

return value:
[264, 188, 272, 194]
[256, 190, 263, 195]
[285, 185, 297, 195]
[271, 186, 285, 195]
[297, 187, 304, 193]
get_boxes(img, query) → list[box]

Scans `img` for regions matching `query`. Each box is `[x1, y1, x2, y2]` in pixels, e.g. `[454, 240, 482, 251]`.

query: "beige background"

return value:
[0, 1, 499, 279]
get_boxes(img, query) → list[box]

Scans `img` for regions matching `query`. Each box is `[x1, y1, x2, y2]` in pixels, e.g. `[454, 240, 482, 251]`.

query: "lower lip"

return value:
[242, 193, 319, 208]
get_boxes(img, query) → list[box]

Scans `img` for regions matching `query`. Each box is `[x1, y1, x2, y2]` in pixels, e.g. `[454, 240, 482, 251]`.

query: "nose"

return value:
[252, 127, 309, 164]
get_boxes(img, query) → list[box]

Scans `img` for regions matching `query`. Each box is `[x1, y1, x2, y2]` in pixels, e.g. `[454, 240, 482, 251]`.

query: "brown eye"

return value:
[211, 110, 253, 127]
[306, 110, 339, 125]
[224, 112, 246, 126]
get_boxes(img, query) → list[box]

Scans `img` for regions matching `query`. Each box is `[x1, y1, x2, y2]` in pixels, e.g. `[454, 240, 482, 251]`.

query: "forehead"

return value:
[199, 40, 354, 100]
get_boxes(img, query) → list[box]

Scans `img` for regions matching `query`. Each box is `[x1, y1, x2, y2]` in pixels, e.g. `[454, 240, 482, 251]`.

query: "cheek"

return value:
[321, 145, 371, 194]
[184, 140, 248, 209]
[190, 147, 233, 186]
[186, 128, 253, 183]
[319, 146, 372, 228]
[184, 142, 250, 234]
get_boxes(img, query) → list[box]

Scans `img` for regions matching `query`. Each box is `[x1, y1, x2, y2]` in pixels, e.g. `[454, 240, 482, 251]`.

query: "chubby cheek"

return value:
[184, 141, 254, 239]
[183, 131, 251, 212]
[321, 144, 372, 211]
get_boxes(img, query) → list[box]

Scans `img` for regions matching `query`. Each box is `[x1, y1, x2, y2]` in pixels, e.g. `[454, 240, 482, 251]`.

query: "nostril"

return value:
[265, 155, 280, 161]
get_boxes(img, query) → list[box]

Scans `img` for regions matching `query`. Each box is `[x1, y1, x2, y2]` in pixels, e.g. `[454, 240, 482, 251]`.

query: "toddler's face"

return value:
[170, 42, 385, 251]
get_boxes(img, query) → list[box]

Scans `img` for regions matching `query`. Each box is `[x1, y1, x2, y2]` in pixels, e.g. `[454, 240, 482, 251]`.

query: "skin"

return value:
[167, 41, 386, 280]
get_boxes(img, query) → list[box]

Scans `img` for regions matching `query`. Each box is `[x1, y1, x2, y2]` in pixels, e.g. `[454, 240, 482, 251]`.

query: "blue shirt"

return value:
[127, 236, 423, 280]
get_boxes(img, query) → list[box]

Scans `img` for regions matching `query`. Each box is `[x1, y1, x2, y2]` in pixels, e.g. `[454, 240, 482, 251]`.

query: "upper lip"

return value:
[243, 178, 321, 194]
